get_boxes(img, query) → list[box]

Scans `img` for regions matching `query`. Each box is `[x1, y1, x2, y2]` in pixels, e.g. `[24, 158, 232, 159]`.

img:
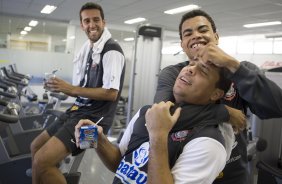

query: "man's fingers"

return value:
[74, 119, 95, 147]
[172, 107, 181, 123]
[165, 101, 175, 109]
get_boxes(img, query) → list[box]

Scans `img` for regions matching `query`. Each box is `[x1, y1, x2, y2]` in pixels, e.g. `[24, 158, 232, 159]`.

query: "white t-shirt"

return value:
[101, 50, 125, 90]
[119, 109, 235, 184]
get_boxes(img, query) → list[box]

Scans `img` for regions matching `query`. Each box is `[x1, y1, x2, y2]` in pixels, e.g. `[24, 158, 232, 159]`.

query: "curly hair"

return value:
[179, 9, 217, 40]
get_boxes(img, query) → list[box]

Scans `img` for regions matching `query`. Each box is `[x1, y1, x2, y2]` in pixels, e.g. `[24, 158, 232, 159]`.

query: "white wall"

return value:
[160, 52, 282, 71]
[0, 48, 74, 81]
[231, 54, 282, 69]
[161, 54, 187, 69]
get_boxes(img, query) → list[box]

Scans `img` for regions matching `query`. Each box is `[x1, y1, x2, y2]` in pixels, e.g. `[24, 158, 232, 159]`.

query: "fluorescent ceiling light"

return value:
[20, 31, 27, 35]
[164, 4, 200, 15]
[124, 17, 146, 24]
[243, 21, 281, 28]
[41, 5, 57, 14]
[24, 27, 32, 31]
[124, 37, 134, 41]
[29, 20, 38, 27]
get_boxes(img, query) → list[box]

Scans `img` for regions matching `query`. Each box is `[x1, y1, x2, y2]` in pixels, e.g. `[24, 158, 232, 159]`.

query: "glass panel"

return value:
[0, 15, 68, 53]
[237, 36, 254, 54]
[254, 39, 272, 54]
[273, 39, 282, 54]
[219, 36, 237, 54]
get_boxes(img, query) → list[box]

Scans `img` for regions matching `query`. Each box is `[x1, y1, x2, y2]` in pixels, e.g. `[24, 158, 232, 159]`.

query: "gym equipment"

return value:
[0, 76, 69, 133]
[250, 67, 282, 184]
[0, 97, 80, 184]
[9, 64, 31, 80]
[0, 98, 33, 184]
[127, 25, 162, 121]
[110, 96, 128, 135]
[0, 67, 28, 88]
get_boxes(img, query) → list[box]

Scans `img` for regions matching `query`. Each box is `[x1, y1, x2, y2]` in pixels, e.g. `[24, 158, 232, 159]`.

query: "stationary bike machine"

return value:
[0, 99, 32, 184]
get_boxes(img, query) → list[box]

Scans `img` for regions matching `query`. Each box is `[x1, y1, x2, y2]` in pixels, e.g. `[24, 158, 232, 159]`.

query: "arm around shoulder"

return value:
[229, 61, 282, 118]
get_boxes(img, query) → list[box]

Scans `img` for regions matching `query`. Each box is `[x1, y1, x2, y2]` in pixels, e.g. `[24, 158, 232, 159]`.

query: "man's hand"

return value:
[225, 105, 246, 133]
[195, 43, 240, 73]
[47, 77, 76, 96]
[145, 101, 181, 139]
[146, 101, 180, 184]
[74, 119, 104, 148]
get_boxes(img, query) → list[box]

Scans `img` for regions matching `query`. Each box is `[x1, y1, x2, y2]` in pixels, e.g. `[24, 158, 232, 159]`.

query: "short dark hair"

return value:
[179, 9, 217, 40]
[79, 2, 104, 22]
[216, 68, 231, 94]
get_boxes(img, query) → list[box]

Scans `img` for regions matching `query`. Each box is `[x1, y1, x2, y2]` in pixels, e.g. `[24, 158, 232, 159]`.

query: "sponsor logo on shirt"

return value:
[224, 83, 236, 101]
[226, 155, 241, 164]
[115, 142, 149, 183]
[70, 105, 79, 111]
[171, 130, 191, 142]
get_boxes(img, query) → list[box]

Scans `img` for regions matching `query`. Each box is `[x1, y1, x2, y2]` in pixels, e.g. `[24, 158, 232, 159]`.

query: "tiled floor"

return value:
[58, 132, 121, 184]
[75, 131, 123, 184]
[77, 149, 115, 184]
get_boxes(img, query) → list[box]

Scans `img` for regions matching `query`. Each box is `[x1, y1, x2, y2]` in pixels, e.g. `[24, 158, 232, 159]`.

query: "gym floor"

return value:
[78, 148, 115, 184]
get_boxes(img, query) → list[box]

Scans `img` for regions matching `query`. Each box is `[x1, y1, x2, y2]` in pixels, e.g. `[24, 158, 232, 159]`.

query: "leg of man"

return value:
[30, 130, 51, 184]
[32, 136, 70, 184]
[30, 130, 50, 160]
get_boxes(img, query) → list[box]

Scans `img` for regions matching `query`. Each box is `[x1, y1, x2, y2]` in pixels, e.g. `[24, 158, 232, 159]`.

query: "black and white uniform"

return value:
[154, 61, 282, 184]
[46, 31, 125, 155]
[113, 104, 234, 184]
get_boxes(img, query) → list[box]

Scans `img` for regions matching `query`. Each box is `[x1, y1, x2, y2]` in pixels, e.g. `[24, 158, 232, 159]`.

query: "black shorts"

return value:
[46, 113, 112, 156]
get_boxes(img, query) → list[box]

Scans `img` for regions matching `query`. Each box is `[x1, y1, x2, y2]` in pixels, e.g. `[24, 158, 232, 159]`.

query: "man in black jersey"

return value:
[154, 9, 282, 184]
[30, 2, 125, 184]
[74, 61, 242, 184]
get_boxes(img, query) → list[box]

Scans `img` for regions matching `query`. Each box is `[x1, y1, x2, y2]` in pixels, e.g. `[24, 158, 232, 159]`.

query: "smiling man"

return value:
[154, 9, 282, 184]
[74, 60, 237, 184]
[30, 2, 125, 184]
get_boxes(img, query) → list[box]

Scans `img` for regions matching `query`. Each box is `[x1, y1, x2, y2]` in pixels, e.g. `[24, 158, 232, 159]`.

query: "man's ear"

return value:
[210, 88, 224, 102]
[180, 40, 184, 49]
[80, 22, 84, 30]
[214, 32, 219, 45]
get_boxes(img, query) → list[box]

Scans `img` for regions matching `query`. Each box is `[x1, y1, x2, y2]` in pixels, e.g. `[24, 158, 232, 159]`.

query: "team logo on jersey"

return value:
[115, 142, 149, 184]
[133, 142, 150, 168]
[224, 82, 236, 101]
[171, 130, 191, 142]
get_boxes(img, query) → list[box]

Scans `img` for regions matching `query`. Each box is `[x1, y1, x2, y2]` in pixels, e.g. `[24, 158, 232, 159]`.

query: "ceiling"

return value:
[1, 0, 282, 42]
